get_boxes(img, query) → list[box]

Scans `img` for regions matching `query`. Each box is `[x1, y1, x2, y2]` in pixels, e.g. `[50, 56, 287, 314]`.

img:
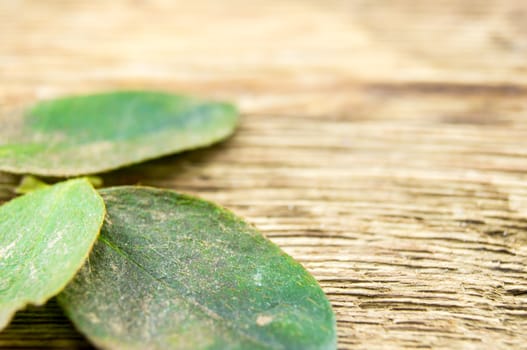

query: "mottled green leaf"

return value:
[0, 179, 105, 330]
[58, 187, 336, 350]
[0, 91, 239, 176]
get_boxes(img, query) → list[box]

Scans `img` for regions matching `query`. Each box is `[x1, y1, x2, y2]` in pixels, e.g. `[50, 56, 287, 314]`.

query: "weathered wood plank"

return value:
[1, 0, 527, 349]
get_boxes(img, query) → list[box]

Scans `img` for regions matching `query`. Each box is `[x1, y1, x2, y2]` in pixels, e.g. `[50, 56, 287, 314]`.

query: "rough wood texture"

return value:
[1, 0, 527, 349]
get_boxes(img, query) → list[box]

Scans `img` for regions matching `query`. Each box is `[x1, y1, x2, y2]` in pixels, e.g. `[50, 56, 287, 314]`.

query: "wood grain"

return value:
[1, 0, 527, 349]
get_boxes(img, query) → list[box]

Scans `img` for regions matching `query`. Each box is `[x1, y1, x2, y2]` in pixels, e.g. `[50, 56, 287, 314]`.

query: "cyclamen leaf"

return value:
[0, 91, 239, 176]
[0, 179, 105, 330]
[58, 187, 336, 350]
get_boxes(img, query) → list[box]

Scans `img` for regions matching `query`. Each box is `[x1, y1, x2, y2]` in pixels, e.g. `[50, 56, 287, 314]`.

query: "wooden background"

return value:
[1, 0, 527, 349]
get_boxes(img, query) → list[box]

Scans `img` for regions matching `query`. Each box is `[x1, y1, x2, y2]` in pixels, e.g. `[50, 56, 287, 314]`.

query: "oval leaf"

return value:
[58, 187, 336, 350]
[0, 179, 105, 330]
[0, 91, 239, 176]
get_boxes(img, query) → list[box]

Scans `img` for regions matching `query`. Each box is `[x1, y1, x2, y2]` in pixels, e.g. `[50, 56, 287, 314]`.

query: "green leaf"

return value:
[0, 91, 239, 176]
[0, 179, 105, 330]
[58, 187, 336, 350]
[15, 175, 102, 195]
[14, 175, 50, 194]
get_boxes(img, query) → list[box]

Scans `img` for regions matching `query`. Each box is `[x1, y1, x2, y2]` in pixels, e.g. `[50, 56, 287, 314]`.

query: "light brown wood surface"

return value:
[1, 0, 527, 349]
